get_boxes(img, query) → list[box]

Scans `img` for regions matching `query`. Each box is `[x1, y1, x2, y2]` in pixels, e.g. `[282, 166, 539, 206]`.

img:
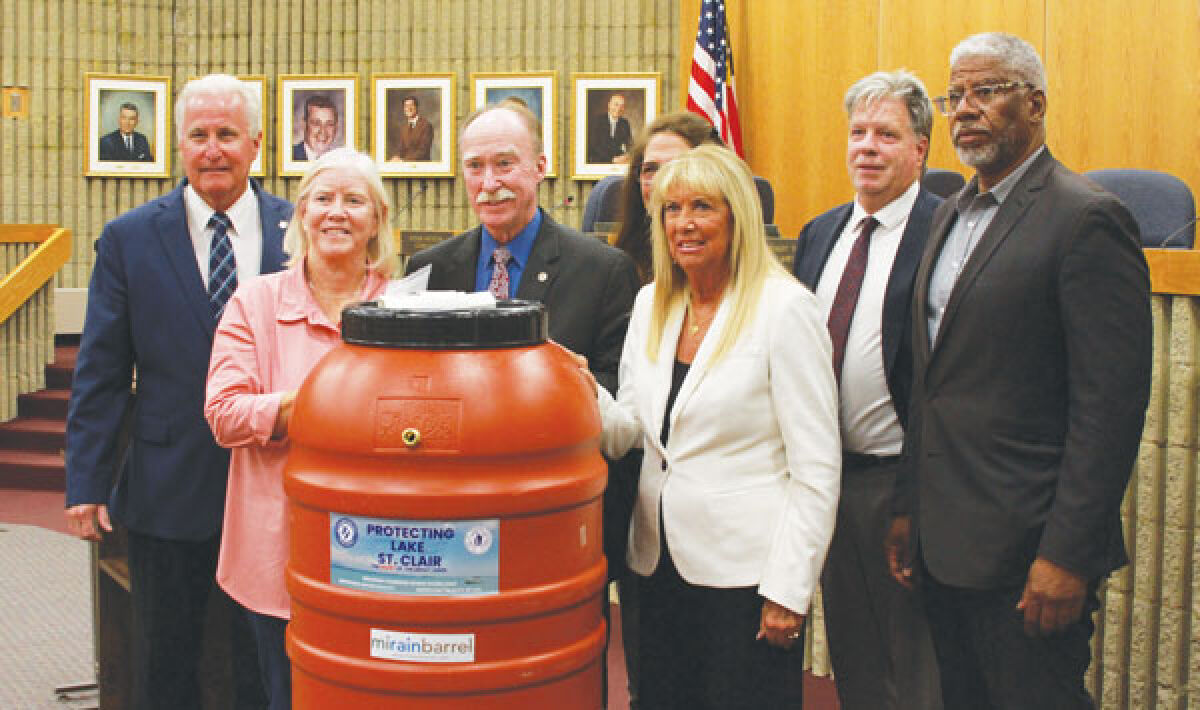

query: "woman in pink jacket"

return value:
[205, 148, 393, 709]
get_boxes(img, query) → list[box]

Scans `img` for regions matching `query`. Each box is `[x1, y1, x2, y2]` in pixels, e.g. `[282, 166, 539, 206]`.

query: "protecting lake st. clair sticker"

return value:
[329, 514, 499, 596]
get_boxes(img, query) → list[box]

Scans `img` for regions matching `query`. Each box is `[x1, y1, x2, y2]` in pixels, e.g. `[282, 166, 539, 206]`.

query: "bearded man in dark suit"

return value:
[885, 33, 1151, 710]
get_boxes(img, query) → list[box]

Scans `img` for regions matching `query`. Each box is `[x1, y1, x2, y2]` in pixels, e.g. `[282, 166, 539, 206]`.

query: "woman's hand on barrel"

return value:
[757, 598, 805, 650]
[551, 341, 597, 398]
[272, 391, 297, 440]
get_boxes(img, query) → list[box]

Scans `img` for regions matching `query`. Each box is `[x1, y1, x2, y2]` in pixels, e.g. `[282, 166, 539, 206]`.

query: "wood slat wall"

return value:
[0, 0, 679, 290]
[681, 0, 1200, 239]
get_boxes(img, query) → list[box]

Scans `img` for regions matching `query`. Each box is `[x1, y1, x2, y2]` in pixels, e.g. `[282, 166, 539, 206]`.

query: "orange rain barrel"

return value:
[284, 302, 608, 709]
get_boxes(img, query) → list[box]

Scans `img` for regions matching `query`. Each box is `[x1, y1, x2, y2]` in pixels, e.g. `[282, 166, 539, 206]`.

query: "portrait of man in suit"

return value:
[386, 92, 435, 161]
[886, 33, 1151, 709]
[291, 93, 341, 161]
[98, 100, 154, 162]
[587, 91, 634, 164]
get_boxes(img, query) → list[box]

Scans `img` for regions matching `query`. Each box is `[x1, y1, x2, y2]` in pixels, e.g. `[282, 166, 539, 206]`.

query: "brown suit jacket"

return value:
[895, 148, 1152, 589]
[389, 116, 434, 161]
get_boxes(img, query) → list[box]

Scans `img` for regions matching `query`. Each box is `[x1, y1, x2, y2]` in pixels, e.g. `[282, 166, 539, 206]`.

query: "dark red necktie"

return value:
[827, 216, 877, 382]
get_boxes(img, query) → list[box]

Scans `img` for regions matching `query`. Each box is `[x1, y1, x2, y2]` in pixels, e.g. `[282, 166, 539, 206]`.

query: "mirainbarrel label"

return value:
[369, 629, 475, 663]
[329, 514, 499, 596]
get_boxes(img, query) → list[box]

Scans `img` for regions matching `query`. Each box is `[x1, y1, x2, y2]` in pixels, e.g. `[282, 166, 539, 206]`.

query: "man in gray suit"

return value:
[406, 103, 638, 393]
[885, 33, 1151, 709]
[793, 69, 941, 710]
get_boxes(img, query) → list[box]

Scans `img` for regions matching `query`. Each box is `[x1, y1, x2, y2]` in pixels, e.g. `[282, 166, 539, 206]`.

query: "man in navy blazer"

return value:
[793, 70, 942, 710]
[66, 75, 291, 710]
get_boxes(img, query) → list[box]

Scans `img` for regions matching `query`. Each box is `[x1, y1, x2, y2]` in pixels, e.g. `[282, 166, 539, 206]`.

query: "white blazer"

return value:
[598, 275, 841, 614]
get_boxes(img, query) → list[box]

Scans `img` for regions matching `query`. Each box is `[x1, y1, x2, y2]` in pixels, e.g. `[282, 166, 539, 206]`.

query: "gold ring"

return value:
[788, 632, 801, 639]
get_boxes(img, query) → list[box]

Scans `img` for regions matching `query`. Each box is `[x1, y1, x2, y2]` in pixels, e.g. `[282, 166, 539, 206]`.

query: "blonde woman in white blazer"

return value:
[578, 145, 841, 709]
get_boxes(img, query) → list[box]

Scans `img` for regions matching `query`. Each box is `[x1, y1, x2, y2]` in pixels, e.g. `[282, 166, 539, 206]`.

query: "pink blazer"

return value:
[205, 262, 386, 618]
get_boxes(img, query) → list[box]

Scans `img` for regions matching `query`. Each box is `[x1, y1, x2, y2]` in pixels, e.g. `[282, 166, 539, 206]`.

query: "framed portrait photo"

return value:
[278, 74, 358, 177]
[371, 73, 455, 178]
[571, 73, 660, 180]
[471, 72, 556, 177]
[84, 73, 171, 178]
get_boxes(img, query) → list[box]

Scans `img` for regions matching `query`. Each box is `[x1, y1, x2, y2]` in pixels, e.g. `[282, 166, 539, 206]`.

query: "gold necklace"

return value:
[687, 307, 715, 335]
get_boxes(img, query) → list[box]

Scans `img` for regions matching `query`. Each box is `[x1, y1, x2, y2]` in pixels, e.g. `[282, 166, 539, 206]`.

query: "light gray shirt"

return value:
[926, 146, 1045, 345]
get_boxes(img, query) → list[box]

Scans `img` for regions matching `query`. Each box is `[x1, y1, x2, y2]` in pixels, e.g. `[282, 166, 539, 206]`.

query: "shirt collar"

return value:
[277, 257, 389, 328]
[956, 144, 1045, 211]
[184, 181, 257, 238]
[480, 208, 542, 267]
[850, 178, 920, 232]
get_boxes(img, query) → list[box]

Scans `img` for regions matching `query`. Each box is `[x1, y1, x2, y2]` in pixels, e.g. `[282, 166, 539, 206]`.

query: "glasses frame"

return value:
[933, 80, 1036, 116]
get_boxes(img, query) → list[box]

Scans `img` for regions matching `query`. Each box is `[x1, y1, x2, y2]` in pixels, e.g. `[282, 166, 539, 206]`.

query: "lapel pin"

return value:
[279, 221, 288, 229]
[537, 271, 548, 282]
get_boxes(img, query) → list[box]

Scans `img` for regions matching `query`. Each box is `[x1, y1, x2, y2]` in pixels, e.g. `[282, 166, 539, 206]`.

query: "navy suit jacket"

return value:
[792, 188, 941, 428]
[66, 180, 291, 541]
[98, 130, 153, 162]
[405, 211, 639, 395]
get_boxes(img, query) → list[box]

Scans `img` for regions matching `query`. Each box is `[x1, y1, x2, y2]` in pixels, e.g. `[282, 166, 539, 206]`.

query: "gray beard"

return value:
[954, 142, 998, 167]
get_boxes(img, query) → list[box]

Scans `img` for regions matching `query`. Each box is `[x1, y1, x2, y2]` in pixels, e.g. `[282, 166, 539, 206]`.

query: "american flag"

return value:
[687, 0, 744, 157]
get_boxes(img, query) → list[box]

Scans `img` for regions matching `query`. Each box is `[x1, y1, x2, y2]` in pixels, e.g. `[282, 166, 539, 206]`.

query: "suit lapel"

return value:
[437, 228, 483, 291]
[912, 199, 957, 369]
[647, 300, 686, 455]
[254, 181, 290, 273]
[931, 152, 1053, 358]
[664, 291, 731, 437]
[799, 206, 853, 288]
[881, 190, 935, 376]
[153, 186, 216, 338]
[515, 214, 561, 302]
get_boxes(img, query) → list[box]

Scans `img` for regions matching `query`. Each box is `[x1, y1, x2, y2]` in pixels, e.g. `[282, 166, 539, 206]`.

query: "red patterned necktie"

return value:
[489, 246, 511, 300]
[827, 216, 878, 382]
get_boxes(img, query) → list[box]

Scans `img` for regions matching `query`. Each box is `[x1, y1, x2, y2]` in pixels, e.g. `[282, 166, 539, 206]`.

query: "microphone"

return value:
[550, 194, 576, 215]
[397, 181, 426, 213]
[1156, 214, 1198, 249]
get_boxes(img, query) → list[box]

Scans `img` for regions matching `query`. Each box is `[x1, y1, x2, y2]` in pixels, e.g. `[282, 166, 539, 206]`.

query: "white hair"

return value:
[283, 148, 395, 275]
[950, 33, 1046, 91]
[175, 74, 261, 142]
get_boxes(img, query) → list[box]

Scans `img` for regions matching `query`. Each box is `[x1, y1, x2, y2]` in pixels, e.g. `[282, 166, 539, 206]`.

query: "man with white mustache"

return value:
[886, 32, 1151, 709]
[406, 103, 638, 394]
[792, 69, 942, 710]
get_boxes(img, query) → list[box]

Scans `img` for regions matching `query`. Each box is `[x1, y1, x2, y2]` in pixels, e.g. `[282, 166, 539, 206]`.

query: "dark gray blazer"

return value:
[406, 211, 639, 394]
[793, 188, 941, 429]
[895, 148, 1152, 588]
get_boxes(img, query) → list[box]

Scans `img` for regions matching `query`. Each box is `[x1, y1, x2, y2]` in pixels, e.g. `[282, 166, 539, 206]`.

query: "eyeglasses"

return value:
[933, 81, 1035, 116]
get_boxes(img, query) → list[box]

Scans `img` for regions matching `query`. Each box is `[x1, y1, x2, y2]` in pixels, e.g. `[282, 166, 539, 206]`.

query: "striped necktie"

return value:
[207, 212, 237, 320]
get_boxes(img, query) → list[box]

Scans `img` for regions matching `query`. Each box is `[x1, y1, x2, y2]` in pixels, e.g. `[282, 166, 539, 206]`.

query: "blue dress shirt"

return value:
[474, 209, 543, 294]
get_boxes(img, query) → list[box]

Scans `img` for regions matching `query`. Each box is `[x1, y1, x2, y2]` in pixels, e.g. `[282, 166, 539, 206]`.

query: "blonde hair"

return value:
[283, 148, 395, 274]
[647, 144, 788, 364]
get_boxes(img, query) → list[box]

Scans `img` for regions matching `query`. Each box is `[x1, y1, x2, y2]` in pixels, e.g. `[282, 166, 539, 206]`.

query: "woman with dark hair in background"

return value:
[614, 112, 722, 283]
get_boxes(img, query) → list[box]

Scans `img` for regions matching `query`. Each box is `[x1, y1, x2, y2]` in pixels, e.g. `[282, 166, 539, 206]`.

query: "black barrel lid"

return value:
[341, 300, 548, 348]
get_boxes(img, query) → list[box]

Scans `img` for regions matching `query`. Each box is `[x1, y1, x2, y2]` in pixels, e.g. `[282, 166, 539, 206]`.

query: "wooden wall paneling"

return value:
[877, 0, 1046, 191]
[1046, 0, 1200, 237]
[741, 0, 879, 236]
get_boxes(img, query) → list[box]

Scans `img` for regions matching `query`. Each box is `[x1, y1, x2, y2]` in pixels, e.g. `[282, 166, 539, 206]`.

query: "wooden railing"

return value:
[0, 225, 72, 421]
